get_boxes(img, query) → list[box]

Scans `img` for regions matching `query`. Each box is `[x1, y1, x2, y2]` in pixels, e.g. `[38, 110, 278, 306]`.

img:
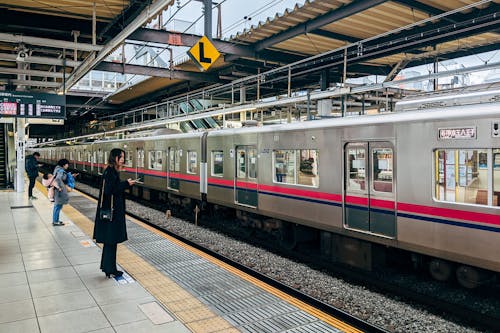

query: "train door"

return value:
[235, 145, 258, 207]
[168, 146, 180, 190]
[344, 142, 395, 237]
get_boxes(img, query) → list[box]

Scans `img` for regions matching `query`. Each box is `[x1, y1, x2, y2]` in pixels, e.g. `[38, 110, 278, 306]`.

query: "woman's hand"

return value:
[127, 178, 136, 186]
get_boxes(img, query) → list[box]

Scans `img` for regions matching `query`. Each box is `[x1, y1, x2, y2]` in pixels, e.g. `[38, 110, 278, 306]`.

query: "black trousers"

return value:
[100, 243, 117, 274]
[28, 177, 36, 197]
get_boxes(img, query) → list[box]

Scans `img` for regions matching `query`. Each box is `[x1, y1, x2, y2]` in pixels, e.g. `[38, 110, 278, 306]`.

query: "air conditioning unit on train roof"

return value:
[395, 84, 500, 112]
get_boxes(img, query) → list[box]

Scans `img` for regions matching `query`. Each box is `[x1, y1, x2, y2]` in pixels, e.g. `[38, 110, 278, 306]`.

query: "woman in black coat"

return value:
[93, 148, 136, 278]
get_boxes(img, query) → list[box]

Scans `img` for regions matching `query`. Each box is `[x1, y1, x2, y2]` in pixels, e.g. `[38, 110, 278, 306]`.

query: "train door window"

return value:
[372, 148, 393, 193]
[273, 150, 296, 184]
[70, 151, 74, 161]
[149, 151, 162, 170]
[82, 150, 86, 171]
[248, 148, 257, 179]
[237, 148, 246, 178]
[187, 151, 197, 174]
[435, 149, 489, 205]
[211, 151, 223, 177]
[169, 147, 175, 171]
[168, 147, 181, 172]
[77, 151, 81, 162]
[298, 150, 319, 187]
[137, 149, 144, 168]
[124, 150, 133, 167]
[493, 149, 500, 206]
[104, 152, 108, 165]
[347, 147, 366, 192]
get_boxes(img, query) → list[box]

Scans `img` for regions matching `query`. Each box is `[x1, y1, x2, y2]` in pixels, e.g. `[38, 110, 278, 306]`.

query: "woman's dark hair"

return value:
[57, 159, 69, 167]
[108, 148, 125, 169]
[43, 173, 50, 180]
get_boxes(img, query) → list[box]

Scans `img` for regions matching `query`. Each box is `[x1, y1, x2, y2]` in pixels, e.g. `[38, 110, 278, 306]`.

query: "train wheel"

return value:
[456, 265, 492, 289]
[429, 259, 453, 282]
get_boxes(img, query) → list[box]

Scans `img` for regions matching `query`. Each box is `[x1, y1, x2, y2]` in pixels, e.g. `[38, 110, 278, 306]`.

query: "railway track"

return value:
[75, 181, 500, 332]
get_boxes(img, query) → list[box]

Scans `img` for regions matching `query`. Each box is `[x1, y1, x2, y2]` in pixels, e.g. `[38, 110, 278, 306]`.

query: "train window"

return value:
[347, 147, 366, 192]
[104, 152, 108, 165]
[273, 150, 296, 184]
[124, 150, 133, 167]
[169, 147, 180, 172]
[248, 148, 257, 179]
[493, 149, 500, 207]
[77, 151, 81, 162]
[70, 151, 74, 160]
[237, 149, 246, 178]
[187, 151, 198, 174]
[97, 150, 103, 164]
[211, 151, 223, 177]
[435, 149, 489, 205]
[149, 151, 162, 170]
[137, 149, 144, 168]
[298, 150, 319, 187]
[372, 148, 393, 193]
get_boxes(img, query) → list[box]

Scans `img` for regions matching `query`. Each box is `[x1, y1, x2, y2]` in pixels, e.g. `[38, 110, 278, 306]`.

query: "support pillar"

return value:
[15, 118, 26, 193]
[202, 0, 212, 39]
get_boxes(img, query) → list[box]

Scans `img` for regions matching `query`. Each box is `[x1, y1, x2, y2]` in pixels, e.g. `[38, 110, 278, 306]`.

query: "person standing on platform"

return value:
[25, 152, 42, 200]
[52, 159, 70, 226]
[93, 148, 136, 278]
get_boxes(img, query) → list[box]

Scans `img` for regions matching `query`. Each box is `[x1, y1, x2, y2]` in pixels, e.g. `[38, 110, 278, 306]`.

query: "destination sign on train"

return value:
[0, 91, 65, 119]
[187, 36, 221, 71]
[438, 127, 476, 140]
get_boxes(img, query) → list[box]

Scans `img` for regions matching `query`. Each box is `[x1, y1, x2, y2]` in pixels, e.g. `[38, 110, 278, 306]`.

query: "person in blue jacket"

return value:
[93, 148, 136, 278]
[25, 152, 42, 200]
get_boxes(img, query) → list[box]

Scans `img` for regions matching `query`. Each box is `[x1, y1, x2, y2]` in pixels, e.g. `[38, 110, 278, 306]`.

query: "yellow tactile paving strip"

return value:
[35, 182, 362, 333]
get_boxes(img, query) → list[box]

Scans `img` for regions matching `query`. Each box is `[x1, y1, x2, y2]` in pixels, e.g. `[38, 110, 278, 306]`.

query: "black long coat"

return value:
[93, 166, 130, 244]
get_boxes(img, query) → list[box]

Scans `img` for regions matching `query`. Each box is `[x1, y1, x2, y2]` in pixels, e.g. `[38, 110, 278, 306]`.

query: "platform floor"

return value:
[0, 188, 190, 333]
[0, 181, 357, 333]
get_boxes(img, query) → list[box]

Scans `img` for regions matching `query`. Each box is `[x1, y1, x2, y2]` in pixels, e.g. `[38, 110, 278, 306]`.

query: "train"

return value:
[30, 88, 500, 288]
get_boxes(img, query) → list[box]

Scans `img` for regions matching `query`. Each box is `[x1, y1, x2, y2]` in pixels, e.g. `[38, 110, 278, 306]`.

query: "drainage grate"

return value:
[10, 205, 33, 209]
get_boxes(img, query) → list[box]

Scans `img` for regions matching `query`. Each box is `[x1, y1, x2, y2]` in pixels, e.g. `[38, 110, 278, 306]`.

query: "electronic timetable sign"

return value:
[0, 91, 66, 119]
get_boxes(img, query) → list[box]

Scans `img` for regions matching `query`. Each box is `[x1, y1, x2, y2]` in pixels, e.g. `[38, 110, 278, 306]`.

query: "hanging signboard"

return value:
[187, 36, 221, 72]
[0, 91, 66, 119]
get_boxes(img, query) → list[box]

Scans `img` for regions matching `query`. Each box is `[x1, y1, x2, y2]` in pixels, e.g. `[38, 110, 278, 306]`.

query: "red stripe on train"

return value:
[398, 202, 500, 226]
[259, 184, 342, 202]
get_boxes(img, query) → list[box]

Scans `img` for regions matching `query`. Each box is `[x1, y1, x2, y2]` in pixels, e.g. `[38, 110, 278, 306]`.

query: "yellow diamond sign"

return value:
[187, 36, 221, 71]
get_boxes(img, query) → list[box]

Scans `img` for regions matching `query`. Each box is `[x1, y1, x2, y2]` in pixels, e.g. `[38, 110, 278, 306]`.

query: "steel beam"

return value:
[95, 62, 221, 82]
[0, 53, 80, 67]
[254, 0, 388, 51]
[0, 67, 64, 78]
[310, 29, 360, 43]
[64, 0, 174, 91]
[130, 28, 305, 63]
[0, 33, 102, 52]
[0, 79, 60, 88]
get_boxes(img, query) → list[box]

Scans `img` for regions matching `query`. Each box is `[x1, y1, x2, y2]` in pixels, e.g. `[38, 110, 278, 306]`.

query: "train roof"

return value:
[208, 99, 500, 137]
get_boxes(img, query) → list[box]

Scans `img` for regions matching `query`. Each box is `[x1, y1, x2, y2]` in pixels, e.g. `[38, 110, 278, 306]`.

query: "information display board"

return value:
[0, 91, 65, 119]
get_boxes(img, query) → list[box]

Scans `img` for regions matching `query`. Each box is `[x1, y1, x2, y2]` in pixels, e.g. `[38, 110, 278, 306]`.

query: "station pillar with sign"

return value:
[15, 118, 25, 193]
[0, 90, 66, 193]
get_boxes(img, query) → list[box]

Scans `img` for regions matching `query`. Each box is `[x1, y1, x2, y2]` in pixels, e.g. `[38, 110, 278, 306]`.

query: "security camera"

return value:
[16, 51, 27, 62]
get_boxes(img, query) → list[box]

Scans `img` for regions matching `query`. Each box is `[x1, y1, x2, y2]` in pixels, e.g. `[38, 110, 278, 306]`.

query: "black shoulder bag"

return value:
[99, 178, 113, 222]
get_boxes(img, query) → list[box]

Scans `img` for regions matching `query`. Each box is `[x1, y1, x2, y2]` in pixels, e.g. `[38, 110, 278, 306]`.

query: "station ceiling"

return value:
[0, 0, 498, 133]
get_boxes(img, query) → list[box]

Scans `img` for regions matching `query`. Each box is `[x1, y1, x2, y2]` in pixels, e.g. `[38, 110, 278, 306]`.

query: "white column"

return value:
[15, 118, 26, 193]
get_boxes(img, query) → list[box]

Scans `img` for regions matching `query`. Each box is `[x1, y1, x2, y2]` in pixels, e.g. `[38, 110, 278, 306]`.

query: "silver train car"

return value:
[34, 90, 500, 288]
